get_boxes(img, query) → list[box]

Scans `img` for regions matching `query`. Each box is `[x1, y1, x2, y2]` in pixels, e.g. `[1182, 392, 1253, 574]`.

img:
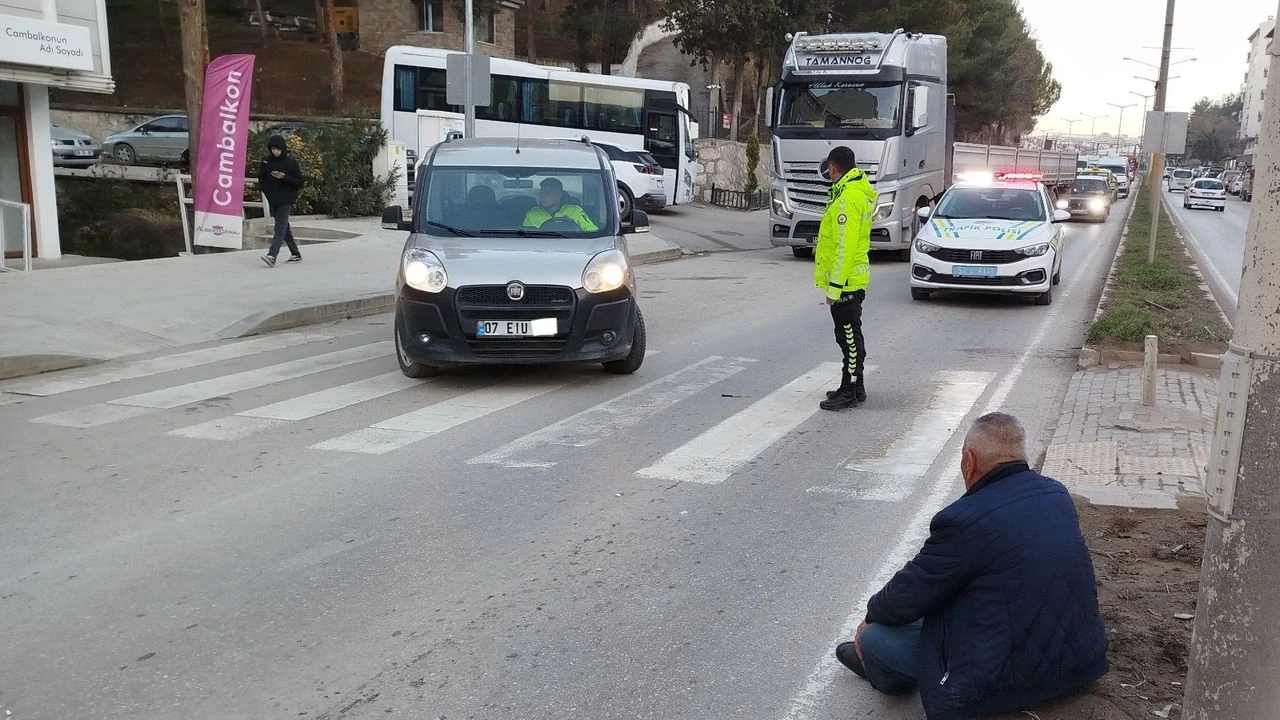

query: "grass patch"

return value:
[1088, 186, 1231, 351]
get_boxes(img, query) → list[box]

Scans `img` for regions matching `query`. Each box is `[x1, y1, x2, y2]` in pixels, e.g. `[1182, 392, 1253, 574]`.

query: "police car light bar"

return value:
[956, 170, 995, 184]
[994, 170, 1043, 182]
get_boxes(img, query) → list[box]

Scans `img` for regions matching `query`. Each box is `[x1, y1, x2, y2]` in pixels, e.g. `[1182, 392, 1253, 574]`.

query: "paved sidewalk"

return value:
[0, 218, 682, 379]
[1042, 363, 1217, 509]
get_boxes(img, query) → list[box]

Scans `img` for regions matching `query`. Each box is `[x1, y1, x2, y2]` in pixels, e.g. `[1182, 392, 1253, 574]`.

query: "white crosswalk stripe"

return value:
[3, 332, 334, 397]
[807, 370, 995, 501]
[31, 342, 392, 428]
[635, 362, 845, 485]
[171, 371, 425, 441]
[312, 381, 571, 454]
[467, 355, 755, 469]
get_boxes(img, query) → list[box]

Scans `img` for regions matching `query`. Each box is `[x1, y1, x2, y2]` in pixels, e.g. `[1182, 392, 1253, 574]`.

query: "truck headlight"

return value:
[915, 239, 940, 253]
[1015, 242, 1050, 257]
[874, 191, 896, 221]
[583, 249, 629, 294]
[402, 248, 448, 293]
[771, 189, 792, 219]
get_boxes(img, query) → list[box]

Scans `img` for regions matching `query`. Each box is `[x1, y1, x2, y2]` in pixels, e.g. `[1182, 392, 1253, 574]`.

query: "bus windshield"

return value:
[779, 81, 901, 133]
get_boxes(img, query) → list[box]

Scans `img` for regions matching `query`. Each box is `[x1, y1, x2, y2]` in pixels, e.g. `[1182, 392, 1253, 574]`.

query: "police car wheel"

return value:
[910, 288, 930, 301]
[1033, 289, 1053, 306]
[1052, 265, 1061, 286]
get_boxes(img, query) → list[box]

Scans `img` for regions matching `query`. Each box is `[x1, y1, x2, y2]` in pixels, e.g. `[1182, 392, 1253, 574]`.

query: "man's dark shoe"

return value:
[286, 255, 302, 263]
[820, 389, 860, 411]
[261, 254, 276, 267]
[854, 377, 866, 403]
[835, 642, 868, 679]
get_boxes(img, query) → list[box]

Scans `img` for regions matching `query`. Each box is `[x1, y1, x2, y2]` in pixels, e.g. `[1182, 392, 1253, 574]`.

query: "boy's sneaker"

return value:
[286, 255, 302, 263]
[261, 254, 277, 267]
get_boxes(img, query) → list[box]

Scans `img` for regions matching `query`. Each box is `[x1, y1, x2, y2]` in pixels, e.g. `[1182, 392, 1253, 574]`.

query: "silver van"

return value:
[381, 137, 650, 377]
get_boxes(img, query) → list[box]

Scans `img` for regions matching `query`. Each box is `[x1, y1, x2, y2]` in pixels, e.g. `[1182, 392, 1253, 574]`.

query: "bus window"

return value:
[583, 85, 644, 133]
[478, 75, 521, 121]
[547, 81, 583, 127]
[645, 112, 678, 170]
[394, 66, 417, 112]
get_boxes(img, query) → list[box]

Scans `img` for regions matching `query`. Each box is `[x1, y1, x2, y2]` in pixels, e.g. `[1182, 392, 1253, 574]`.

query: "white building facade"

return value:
[1240, 16, 1275, 165]
[1, 0, 112, 262]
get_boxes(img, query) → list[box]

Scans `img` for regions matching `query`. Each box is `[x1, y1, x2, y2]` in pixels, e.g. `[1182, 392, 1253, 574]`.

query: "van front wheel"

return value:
[603, 308, 646, 375]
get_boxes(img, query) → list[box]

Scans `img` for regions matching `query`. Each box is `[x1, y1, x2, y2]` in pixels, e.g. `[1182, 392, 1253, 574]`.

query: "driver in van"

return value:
[523, 177, 599, 231]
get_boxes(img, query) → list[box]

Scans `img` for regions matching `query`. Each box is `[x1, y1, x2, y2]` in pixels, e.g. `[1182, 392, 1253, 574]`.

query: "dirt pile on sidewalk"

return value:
[984, 499, 1204, 720]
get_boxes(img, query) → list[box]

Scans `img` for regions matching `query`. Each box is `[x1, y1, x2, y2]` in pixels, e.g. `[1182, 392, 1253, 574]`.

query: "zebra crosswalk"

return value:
[3, 335, 1002, 498]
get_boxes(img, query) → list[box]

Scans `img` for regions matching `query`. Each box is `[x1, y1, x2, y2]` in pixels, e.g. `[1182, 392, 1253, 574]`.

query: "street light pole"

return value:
[1108, 103, 1136, 153]
[1131, 91, 1154, 153]
[1063, 118, 1080, 140]
[1146, 0, 1176, 265]
[1183, 1, 1280, 715]
[463, 0, 476, 138]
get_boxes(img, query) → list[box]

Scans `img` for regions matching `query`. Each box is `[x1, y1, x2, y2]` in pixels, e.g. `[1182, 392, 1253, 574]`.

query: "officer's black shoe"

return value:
[820, 389, 860, 411]
[854, 377, 867, 403]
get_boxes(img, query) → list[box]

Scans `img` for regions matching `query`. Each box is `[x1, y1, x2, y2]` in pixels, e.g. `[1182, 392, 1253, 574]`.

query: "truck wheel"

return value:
[396, 324, 441, 379]
[791, 246, 813, 259]
[603, 307, 646, 375]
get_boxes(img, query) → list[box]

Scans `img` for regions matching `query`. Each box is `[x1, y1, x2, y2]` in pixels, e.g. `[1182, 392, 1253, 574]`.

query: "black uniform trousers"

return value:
[830, 289, 866, 390]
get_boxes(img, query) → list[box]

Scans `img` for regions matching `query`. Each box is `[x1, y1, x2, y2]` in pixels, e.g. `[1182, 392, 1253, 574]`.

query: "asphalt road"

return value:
[1163, 184, 1250, 312]
[648, 203, 775, 254]
[0, 199, 1126, 720]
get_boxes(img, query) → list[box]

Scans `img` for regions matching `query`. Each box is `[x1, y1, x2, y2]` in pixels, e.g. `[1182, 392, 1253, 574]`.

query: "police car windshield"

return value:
[419, 167, 610, 238]
[933, 187, 1045, 222]
[779, 81, 901, 131]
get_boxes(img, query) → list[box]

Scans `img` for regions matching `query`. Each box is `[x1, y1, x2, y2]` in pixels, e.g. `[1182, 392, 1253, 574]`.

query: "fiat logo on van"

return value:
[507, 282, 525, 301]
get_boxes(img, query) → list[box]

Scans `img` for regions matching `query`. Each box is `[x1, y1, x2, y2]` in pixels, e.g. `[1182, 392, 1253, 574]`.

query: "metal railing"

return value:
[710, 184, 768, 211]
[0, 198, 33, 272]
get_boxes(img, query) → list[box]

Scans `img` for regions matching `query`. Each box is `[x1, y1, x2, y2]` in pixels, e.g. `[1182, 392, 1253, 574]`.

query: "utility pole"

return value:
[464, 0, 476, 137]
[1183, 1, 1280, 715]
[1108, 103, 1135, 153]
[1146, 0, 1175, 265]
[178, 0, 209, 172]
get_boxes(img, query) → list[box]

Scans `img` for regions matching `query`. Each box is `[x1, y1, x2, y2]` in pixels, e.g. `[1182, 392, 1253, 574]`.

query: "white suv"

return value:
[594, 142, 667, 220]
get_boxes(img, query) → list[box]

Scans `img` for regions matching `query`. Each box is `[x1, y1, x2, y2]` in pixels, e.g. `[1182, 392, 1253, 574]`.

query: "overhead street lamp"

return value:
[1062, 118, 1081, 139]
[1130, 90, 1155, 151]
[1082, 112, 1109, 138]
[1107, 102, 1137, 153]
[1124, 55, 1197, 71]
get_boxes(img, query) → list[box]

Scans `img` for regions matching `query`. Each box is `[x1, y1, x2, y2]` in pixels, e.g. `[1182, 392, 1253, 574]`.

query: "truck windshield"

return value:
[417, 167, 611, 238]
[778, 81, 901, 134]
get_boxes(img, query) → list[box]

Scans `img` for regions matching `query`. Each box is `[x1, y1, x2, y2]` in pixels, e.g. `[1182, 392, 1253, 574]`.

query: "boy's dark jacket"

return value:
[258, 134, 304, 207]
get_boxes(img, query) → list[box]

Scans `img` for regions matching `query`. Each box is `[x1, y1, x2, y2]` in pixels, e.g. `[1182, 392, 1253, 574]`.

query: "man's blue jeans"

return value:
[837, 620, 922, 695]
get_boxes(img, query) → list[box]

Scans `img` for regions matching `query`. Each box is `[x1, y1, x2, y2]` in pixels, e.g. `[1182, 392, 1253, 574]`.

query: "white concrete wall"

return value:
[24, 83, 59, 258]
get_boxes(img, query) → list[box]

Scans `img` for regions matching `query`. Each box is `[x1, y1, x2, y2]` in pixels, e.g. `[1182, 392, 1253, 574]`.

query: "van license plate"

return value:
[953, 265, 998, 278]
[477, 318, 557, 337]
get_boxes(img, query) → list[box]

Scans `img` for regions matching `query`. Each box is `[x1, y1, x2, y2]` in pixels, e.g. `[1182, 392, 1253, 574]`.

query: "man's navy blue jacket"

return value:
[866, 462, 1109, 718]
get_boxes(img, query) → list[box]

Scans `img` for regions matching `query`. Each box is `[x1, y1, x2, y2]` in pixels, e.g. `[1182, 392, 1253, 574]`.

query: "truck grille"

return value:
[782, 161, 878, 214]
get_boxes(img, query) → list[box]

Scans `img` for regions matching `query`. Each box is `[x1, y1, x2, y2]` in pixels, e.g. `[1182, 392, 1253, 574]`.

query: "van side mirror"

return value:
[382, 205, 412, 231]
[622, 209, 650, 234]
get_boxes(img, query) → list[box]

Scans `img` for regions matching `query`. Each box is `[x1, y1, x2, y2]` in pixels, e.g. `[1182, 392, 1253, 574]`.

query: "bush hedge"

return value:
[56, 177, 185, 260]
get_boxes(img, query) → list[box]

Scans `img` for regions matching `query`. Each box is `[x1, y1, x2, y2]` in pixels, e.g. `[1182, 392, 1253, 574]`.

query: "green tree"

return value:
[1187, 93, 1243, 163]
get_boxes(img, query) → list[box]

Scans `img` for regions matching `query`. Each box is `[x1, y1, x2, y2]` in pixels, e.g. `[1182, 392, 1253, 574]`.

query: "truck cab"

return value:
[766, 30, 947, 260]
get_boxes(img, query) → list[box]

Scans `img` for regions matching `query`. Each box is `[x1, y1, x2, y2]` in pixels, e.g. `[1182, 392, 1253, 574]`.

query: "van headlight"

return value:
[583, 249, 629, 294]
[402, 248, 448, 293]
[771, 189, 792, 219]
[874, 191, 896, 220]
[1015, 242, 1050, 257]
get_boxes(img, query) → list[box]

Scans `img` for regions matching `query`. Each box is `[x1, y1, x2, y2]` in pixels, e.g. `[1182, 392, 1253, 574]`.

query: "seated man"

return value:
[522, 177, 598, 231]
[837, 412, 1109, 720]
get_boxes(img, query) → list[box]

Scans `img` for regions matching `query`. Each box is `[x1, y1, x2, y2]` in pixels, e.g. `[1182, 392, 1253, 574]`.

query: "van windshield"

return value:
[418, 167, 612, 238]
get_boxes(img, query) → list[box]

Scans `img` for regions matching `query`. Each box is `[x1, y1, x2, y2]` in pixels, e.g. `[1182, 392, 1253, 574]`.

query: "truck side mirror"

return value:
[912, 86, 929, 129]
[765, 87, 774, 128]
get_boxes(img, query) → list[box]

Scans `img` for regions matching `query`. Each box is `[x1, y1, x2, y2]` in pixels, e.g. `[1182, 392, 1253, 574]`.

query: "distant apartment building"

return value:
[1240, 16, 1275, 164]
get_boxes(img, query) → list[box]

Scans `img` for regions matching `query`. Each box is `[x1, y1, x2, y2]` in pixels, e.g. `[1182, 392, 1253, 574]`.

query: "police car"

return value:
[910, 171, 1071, 306]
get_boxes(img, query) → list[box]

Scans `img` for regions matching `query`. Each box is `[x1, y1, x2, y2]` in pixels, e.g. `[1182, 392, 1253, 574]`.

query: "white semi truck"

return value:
[766, 30, 1076, 259]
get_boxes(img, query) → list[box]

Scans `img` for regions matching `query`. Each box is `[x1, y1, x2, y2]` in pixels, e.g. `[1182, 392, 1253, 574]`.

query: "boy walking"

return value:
[259, 134, 305, 266]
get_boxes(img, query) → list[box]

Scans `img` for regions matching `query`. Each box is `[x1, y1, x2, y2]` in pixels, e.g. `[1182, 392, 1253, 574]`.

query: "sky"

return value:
[1019, 0, 1278, 137]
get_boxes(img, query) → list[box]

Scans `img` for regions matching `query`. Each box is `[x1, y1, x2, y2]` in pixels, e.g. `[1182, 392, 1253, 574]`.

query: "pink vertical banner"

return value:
[193, 54, 255, 249]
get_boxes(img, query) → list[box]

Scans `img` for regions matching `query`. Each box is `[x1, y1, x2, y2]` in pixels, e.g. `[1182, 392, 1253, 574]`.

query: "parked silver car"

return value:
[102, 114, 189, 166]
[50, 125, 102, 167]
[382, 137, 650, 377]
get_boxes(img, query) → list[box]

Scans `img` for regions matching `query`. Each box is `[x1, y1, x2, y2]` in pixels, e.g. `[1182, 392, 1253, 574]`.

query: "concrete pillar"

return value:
[23, 83, 60, 259]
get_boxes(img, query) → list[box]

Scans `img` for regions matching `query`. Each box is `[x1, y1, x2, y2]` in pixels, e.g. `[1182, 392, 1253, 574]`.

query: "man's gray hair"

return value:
[964, 412, 1027, 463]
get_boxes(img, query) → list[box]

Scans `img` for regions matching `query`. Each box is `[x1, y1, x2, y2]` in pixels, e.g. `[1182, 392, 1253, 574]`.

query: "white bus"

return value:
[381, 45, 701, 207]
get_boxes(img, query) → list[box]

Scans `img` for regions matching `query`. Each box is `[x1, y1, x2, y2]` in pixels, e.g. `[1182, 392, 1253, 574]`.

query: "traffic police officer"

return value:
[815, 146, 876, 411]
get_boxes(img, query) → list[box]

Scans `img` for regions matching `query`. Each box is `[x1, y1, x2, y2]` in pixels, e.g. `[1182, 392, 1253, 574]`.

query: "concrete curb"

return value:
[222, 293, 398, 339]
[1077, 182, 1225, 372]
[0, 353, 104, 381]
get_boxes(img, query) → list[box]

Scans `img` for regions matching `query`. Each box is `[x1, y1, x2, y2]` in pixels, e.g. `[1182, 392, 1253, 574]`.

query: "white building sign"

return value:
[1, 15, 95, 72]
